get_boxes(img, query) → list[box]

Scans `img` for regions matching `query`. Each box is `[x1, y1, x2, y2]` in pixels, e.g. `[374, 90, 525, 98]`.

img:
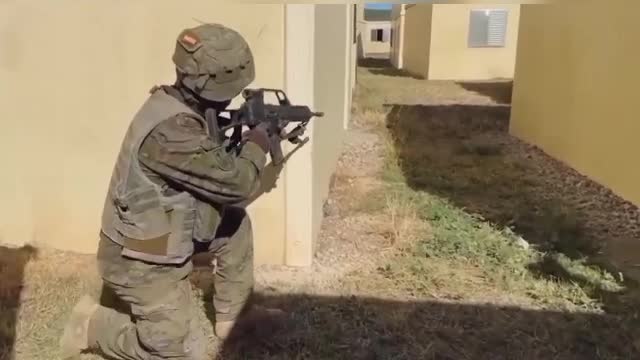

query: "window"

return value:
[390, 28, 394, 47]
[370, 28, 384, 42]
[468, 9, 509, 48]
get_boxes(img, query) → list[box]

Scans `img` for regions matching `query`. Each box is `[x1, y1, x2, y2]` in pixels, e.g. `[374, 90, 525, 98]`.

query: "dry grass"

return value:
[335, 61, 639, 357]
[0, 246, 102, 360]
[383, 191, 423, 247]
[2, 60, 640, 359]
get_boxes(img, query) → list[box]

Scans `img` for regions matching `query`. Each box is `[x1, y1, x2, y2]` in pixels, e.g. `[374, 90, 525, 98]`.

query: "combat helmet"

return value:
[172, 23, 255, 102]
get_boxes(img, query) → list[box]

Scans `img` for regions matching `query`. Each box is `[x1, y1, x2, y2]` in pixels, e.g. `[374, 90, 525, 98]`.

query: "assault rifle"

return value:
[205, 88, 324, 166]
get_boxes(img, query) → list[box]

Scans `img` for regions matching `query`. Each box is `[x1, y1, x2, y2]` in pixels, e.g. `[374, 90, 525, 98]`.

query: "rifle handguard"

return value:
[222, 88, 325, 165]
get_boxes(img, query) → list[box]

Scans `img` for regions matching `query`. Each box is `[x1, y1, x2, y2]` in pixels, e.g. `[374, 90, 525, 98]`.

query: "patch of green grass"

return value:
[376, 135, 624, 311]
[534, 253, 624, 293]
[334, 66, 639, 359]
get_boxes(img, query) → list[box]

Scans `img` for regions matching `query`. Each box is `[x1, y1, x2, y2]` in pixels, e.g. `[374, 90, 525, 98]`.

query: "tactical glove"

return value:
[242, 124, 270, 153]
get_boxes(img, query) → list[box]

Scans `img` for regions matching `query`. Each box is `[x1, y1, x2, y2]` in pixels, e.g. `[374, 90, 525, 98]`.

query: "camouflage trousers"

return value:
[90, 207, 254, 360]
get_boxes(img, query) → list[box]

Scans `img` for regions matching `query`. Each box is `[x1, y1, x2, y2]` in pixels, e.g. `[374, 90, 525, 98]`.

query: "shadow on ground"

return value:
[212, 291, 638, 360]
[369, 68, 424, 79]
[384, 103, 640, 311]
[357, 58, 423, 79]
[0, 245, 37, 360]
[357, 58, 391, 69]
[457, 81, 514, 105]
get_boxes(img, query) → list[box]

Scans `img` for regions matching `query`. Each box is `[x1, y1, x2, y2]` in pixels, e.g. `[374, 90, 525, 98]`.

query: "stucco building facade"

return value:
[0, 2, 356, 266]
[391, 4, 520, 80]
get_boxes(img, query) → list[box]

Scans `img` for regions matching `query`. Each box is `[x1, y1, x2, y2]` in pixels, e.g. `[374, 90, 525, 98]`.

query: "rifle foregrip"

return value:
[269, 135, 284, 166]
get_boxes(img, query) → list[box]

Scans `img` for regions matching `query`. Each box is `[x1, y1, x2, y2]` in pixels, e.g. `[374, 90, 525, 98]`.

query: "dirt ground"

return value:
[2, 60, 640, 360]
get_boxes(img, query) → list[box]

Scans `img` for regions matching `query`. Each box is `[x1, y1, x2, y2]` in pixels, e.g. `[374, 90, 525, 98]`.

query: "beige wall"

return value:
[351, 5, 358, 91]
[428, 4, 520, 80]
[363, 22, 391, 58]
[312, 4, 351, 245]
[390, 4, 405, 68]
[356, 4, 365, 59]
[0, 2, 352, 267]
[511, 1, 640, 206]
[401, 4, 519, 80]
[355, 5, 391, 59]
[402, 4, 432, 78]
[0, 1, 286, 261]
[280, 4, 352, 266]
[282, 5, 316, 266]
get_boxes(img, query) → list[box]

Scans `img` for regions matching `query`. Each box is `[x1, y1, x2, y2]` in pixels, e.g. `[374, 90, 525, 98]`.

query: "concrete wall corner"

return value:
[283, 4, 316, 267]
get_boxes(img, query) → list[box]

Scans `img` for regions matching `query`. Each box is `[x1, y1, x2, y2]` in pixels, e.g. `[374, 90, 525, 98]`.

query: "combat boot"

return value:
[59, 295, 100, 359]
[214, 305, 287, 341]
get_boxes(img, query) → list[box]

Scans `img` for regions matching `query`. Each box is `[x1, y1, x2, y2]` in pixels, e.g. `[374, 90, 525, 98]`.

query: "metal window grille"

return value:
[468, 9, 508, 48]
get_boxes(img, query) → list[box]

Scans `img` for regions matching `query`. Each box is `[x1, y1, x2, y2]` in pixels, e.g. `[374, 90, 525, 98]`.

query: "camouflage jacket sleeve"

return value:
[138, 114, 266, 205]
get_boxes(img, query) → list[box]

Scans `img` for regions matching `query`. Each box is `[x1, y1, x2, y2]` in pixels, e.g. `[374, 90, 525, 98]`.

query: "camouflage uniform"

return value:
[92, 206, 255, 360]
[60, 24, 275, 360]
